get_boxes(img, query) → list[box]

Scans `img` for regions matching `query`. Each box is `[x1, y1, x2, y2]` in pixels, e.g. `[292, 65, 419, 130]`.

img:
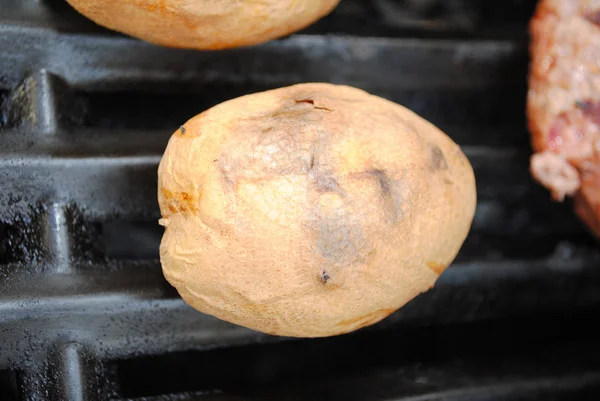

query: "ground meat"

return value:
[530, 151, 581, 201]
[527, 0, 600, 238]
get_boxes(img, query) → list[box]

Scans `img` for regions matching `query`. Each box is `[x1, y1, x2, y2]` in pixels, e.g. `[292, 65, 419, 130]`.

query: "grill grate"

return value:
[2, 0, 600, 400]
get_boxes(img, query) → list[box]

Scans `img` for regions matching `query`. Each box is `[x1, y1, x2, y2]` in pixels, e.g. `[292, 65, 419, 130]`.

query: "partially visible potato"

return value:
[65, 0, 340, 50]
[158, 83, 477, 337]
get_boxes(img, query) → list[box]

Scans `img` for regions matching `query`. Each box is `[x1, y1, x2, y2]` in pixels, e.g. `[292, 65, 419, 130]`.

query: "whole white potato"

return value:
[158, 83, 477, 337]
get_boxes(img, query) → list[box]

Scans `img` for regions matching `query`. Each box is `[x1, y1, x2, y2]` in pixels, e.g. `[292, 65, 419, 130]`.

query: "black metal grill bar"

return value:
[241, 373, 600, 401]
[5, 144, 514, 222]
[16, 343, 102, 401]
[117, 373, 600, 401]
[2, 256, 600, 370]
[399, 375, 600, 401]
[38, 203, 75, 272]
[122, 394, 249, 401]
[0, 26, 525, 93]
[2, 69, 66, 134]
[0, 153, 160, 222]
[47, 342, 100, 401]
[112, 327, 600, 401]
[0, 142, 586, 240]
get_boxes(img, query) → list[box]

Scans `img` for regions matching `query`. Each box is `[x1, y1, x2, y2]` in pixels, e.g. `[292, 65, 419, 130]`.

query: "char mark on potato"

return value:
[348, 169, 402, 223]
[315, 211, 364, 265]
[308, 151, 345, 195]
[310, 169, 343, 195]
[369, 169, 403, 223]
[320, 270, 330, 284]
[368, 169, 391, 196]
[430, 146, 448, 170]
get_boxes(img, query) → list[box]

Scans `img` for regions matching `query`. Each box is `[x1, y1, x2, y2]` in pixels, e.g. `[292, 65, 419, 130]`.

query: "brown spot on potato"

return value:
[320, 270, 330, 284]
[141, 0, 167, 13]
[180, 192, 192, 201]
[337, 308, 395, 328]
[161, 188, 199, 215]
[426, 261, 446, 275]
[179, 125, 186, 135]
[430, 146, 448, 170]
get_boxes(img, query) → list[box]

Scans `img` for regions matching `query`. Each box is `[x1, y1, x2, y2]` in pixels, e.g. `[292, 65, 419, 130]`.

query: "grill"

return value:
[2, 0, 600, 400]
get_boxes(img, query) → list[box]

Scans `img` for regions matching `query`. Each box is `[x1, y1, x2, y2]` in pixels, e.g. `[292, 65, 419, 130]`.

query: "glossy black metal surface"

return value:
[1, 0, 600, 400]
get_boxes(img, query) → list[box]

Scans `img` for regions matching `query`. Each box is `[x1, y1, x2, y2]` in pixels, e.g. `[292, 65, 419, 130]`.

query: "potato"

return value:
[65, 0, 340, 50]
[157, 83, 477, 337]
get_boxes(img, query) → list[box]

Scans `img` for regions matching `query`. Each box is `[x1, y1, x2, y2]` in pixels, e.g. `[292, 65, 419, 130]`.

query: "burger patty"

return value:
[528, 0, 600, 237]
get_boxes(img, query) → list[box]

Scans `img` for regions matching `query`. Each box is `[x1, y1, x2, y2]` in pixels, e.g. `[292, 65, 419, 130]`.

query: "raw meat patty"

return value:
[528, 0, 600, 237]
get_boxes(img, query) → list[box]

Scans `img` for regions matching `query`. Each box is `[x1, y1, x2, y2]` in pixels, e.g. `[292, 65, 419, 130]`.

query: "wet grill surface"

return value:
[1, 0, 600, 400]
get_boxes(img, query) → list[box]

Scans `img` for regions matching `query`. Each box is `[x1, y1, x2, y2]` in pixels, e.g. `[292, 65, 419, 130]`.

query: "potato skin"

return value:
[65, 0, 340, 50]
[158, 83, 476, 337]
